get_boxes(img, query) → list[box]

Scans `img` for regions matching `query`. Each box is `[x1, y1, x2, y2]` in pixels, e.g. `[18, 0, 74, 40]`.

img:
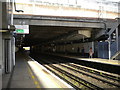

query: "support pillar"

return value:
[108, 36, 111, 60]
[116, 28, 118, 52]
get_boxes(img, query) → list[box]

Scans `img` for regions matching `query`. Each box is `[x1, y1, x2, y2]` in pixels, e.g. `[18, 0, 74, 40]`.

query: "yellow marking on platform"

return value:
[27, 65, 41, 88]
[32, 76, 35, 79]
[35, 81, 38, 85]
[37, 86, 41, 88]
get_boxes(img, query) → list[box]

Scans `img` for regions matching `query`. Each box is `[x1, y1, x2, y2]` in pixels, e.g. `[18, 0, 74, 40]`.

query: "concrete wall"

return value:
[55, 42, 94, 53]
[38, 42, 94, 55]
[31, 41, 112, 59]
[14, 3, 119, 19]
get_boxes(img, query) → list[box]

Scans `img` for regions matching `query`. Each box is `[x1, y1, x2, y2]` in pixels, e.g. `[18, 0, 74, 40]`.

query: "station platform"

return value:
[64, 56, 120, 66]
[3, 52, 74, 89]
[52, 53, 120, 66]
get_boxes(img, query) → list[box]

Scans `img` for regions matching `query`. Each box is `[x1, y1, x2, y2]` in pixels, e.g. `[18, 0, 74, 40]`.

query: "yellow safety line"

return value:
[24, 58, 41, 88]
[27, 65, 41, 89]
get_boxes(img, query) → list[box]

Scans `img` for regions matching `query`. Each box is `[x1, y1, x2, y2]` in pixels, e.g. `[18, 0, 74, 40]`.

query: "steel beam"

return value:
[13, 15, 105, 28]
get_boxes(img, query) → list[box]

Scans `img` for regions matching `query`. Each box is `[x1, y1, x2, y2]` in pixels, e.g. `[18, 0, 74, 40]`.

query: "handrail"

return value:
[111, 51, 120, 60]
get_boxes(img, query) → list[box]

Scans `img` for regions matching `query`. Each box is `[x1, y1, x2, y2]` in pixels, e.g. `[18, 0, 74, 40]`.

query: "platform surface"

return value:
[6, 52, 73, 89]
[78, 58, 120, 66]
[65, 56, 120, 66]
[52, 53, 120, 66]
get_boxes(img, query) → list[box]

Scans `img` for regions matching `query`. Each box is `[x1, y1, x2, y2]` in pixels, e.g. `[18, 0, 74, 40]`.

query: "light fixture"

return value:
[0, 30, 8, 32]
[9, 25, 16, 31]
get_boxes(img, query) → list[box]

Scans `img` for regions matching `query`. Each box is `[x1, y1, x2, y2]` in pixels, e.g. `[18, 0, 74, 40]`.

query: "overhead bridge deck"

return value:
[13, 14, 105, 28]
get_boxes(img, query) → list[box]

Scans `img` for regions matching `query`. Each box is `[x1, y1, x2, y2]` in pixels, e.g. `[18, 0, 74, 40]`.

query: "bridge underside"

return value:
[21, 25, 102, 46]
[14, 15, 108, 46]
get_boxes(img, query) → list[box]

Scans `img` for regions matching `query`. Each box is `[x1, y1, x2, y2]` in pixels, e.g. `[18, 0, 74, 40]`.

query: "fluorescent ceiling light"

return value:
[0, 30, 8, 32]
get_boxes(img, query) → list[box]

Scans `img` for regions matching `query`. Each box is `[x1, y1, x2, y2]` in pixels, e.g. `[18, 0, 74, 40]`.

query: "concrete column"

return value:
[0, 0, 14, 89]
[2, 2, 8, 29]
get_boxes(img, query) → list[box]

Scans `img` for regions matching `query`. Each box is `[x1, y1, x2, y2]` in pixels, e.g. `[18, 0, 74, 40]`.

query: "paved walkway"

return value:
[9, 52, 37, 88]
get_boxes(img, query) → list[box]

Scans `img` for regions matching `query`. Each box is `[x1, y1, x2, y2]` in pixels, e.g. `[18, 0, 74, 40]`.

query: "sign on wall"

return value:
[15, 25, 29, 34]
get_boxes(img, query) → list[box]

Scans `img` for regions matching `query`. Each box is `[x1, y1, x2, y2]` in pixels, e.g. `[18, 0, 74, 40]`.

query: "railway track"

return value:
[50, 56, 120, 81]
[35, 56, 120, 89]
[41, 59, 101, 89]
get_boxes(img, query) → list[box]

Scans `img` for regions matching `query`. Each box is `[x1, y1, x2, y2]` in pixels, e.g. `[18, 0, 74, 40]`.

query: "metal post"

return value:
[92, 41, 94, 54]
[76, 0, 77, 5]
[5, 39, 11, 73]
[33, 0, 35, 14]
[0, 29, 2, 90]
[116, 28, 118, 52]
[0, 1, 2, 89]
[108, 36, 111, 60]
[12, 37, 15, 66]
[11, 0, 14, 25]
[11, 0, 16, 67]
